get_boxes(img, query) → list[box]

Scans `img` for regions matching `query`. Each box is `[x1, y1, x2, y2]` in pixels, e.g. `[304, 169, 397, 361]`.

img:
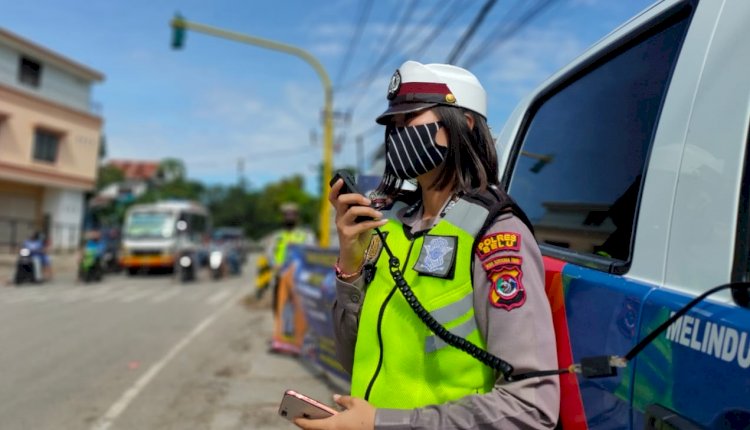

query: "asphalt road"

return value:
[0, 266, 338, 430]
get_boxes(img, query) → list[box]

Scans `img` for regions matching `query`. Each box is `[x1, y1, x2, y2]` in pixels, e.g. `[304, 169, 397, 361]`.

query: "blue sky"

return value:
[1, 0, 654, 194]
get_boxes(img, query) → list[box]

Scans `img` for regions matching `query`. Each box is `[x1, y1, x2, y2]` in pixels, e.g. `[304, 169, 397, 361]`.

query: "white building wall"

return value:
[42, 188, 84, 251]
[40, 63, 90, 112]
[0, 41, 91, 113]
[0, 43, 16, 87]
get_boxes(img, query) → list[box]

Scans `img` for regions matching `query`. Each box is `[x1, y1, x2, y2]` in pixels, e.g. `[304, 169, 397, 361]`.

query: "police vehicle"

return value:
[496, 0, 750, 428]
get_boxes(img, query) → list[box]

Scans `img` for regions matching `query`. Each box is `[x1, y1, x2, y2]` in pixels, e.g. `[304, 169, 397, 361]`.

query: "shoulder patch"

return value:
[482, 255, 522, 272]
[475, 232, 521, 260]
[487, 264, 526, 311]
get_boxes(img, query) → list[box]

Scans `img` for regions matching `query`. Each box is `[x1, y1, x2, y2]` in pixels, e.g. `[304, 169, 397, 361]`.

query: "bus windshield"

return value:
[125, 211, 175, 239]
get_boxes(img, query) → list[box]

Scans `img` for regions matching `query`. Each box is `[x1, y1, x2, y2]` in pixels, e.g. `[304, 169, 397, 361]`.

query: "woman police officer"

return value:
[297, 61, 559, 429]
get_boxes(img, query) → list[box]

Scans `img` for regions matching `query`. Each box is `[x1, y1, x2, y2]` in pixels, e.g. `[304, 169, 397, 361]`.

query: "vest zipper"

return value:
[364, 239, 416, 401]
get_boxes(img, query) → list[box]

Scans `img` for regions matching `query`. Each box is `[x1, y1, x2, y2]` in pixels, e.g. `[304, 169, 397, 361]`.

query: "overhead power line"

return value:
[446, 0, 498, 64]
[462, 0, 562, 69]
[347, 0, 470, 134]
[402, 0, 466, 61]
[335, 0, 374, 87]
[337, 1, 409, 90]
[396, 0, 451, 58]
[459, 0, 526, 65]
[341, 0, 417, 114]
[243, 145, 318, 163]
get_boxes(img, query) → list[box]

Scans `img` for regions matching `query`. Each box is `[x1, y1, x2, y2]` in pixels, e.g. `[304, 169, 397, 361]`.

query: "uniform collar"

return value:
[396, 193, 460, 235]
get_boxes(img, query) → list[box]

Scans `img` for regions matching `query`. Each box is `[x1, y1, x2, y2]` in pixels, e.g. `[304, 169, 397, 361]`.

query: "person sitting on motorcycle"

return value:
[23, 232, 52, 280]
[78, 230, 104, 281]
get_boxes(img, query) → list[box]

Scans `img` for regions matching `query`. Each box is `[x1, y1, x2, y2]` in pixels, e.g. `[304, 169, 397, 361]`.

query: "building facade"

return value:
[91, 160, 160, 209]
[0, 28, 104, 251]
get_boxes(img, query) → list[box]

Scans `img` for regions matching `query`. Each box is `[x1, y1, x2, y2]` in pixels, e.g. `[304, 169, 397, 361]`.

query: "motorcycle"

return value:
[78, 244, 104, 283]
[14, 246, 43, 285]
[209, 248, 226, 280]
[101, 249, 118, 273]
[176, 250, 196, 283]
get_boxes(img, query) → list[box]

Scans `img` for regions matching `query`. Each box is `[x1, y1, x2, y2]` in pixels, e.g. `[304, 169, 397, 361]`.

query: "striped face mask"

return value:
[385, 121, 447, 179]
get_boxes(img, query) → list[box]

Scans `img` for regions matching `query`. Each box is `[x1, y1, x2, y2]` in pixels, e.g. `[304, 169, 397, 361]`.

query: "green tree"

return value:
[136, 178, 204, 203]
[204, 184, 256, 232]
[96, 164, 125, 191]
[157, 158, 186, 183]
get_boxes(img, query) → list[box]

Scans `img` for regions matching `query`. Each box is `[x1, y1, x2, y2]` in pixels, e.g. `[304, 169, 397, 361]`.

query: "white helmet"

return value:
[376, 60, 487, 125]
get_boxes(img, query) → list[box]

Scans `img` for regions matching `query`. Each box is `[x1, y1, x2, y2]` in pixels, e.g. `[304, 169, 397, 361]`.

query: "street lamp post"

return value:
[170, 14, 334, 247]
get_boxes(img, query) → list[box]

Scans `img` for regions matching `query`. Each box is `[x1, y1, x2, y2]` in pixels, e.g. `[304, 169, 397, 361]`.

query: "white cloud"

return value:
[478, 26, 587, 104]
[193, 88, 265, 125]
[107, 76, 331, 192]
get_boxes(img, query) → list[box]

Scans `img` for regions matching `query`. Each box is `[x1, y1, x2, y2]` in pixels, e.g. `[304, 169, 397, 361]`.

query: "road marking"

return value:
[91, 287, 136, 303]
[82, 285, 119, 301]
[185, 288, 207, 302]
[60, 289, 85, 303]
[207, 289, 231, 305]
[89, 288, 244, 430]
[3, 289, 46, 303]
[60, 286, 102, 303]
[120, 289, 156, 303]
[150, 288, 181, 303]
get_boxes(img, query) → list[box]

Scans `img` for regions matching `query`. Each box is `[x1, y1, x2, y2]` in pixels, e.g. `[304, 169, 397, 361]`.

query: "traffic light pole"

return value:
[170, 15, 334, 248]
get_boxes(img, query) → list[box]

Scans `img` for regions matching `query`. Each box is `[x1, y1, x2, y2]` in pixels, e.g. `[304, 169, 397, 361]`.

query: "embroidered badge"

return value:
[364, 231, 386, 264]
[387, 70, 402, 100]
[475, 232, 521, 260]
[413, 235, 457, 279]
[482, 255, 522, 272]
[487, 265, 526, 311]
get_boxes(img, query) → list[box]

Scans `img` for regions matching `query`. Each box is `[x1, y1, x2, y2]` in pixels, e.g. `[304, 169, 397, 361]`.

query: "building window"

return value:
[33, 129, 60, 163]
[18, 57, 43, 88]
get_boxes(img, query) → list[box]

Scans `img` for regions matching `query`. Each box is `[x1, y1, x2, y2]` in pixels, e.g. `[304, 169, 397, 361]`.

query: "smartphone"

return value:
[278, 389, 337, 421]
[330, 170, 374, 223]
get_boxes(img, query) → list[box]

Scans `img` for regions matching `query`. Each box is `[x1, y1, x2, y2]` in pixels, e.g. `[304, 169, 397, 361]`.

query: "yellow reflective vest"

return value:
[273, 229, 311, 267]
[351, 196, 504, 408]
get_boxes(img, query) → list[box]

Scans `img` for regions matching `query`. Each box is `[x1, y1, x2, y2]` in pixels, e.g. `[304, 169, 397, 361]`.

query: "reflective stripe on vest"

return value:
[424, 293, 477, 353]
[273, 229, 308, 266]
[350, 196, 495, 409]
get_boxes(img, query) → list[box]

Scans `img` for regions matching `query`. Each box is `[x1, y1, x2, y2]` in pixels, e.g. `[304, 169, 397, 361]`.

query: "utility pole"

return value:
[237, 157, 245, 188]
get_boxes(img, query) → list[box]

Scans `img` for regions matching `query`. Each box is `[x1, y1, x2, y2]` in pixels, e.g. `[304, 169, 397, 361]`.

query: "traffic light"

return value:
[171, 13, 186, 49]
[530, 159, 547, 174]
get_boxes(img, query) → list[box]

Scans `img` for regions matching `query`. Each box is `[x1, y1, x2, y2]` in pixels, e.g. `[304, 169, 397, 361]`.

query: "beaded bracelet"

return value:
[334, 258, 363, 280]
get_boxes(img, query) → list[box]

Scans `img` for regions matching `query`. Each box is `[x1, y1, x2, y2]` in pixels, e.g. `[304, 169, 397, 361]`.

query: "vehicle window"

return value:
[188, 213, 208, 242]
[508, 9, 691, 266]
[125, 211, 174, 239]
[732, 124, 750, 307]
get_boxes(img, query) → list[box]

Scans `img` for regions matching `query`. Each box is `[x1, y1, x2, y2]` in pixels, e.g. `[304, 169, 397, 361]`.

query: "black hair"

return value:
[376, 105, 499, 201]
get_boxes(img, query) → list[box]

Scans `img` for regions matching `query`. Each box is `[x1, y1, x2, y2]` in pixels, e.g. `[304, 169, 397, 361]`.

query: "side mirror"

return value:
[176, 220, 188, 232]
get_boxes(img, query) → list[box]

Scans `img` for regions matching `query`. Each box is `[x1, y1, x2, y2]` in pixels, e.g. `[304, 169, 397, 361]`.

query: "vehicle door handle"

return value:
[644, 404, 702, 430]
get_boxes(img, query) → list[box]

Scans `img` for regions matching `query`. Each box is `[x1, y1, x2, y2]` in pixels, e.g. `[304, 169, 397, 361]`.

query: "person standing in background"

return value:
[264, 202, 316, 355]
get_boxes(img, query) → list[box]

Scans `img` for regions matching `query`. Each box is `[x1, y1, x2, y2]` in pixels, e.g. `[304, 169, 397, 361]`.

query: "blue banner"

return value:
[287, 244, 350, 385]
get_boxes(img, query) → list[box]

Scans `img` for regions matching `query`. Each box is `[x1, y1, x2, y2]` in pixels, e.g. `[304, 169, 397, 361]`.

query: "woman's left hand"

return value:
[294, 394, 375, 430]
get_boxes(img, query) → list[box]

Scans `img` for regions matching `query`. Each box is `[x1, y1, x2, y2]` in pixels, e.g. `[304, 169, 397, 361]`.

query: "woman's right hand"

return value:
[329, 179, 388, 274]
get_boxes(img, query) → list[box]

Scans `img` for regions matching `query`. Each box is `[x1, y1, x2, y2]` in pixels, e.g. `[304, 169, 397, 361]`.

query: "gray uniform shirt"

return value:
[332, 202, 560, 429]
